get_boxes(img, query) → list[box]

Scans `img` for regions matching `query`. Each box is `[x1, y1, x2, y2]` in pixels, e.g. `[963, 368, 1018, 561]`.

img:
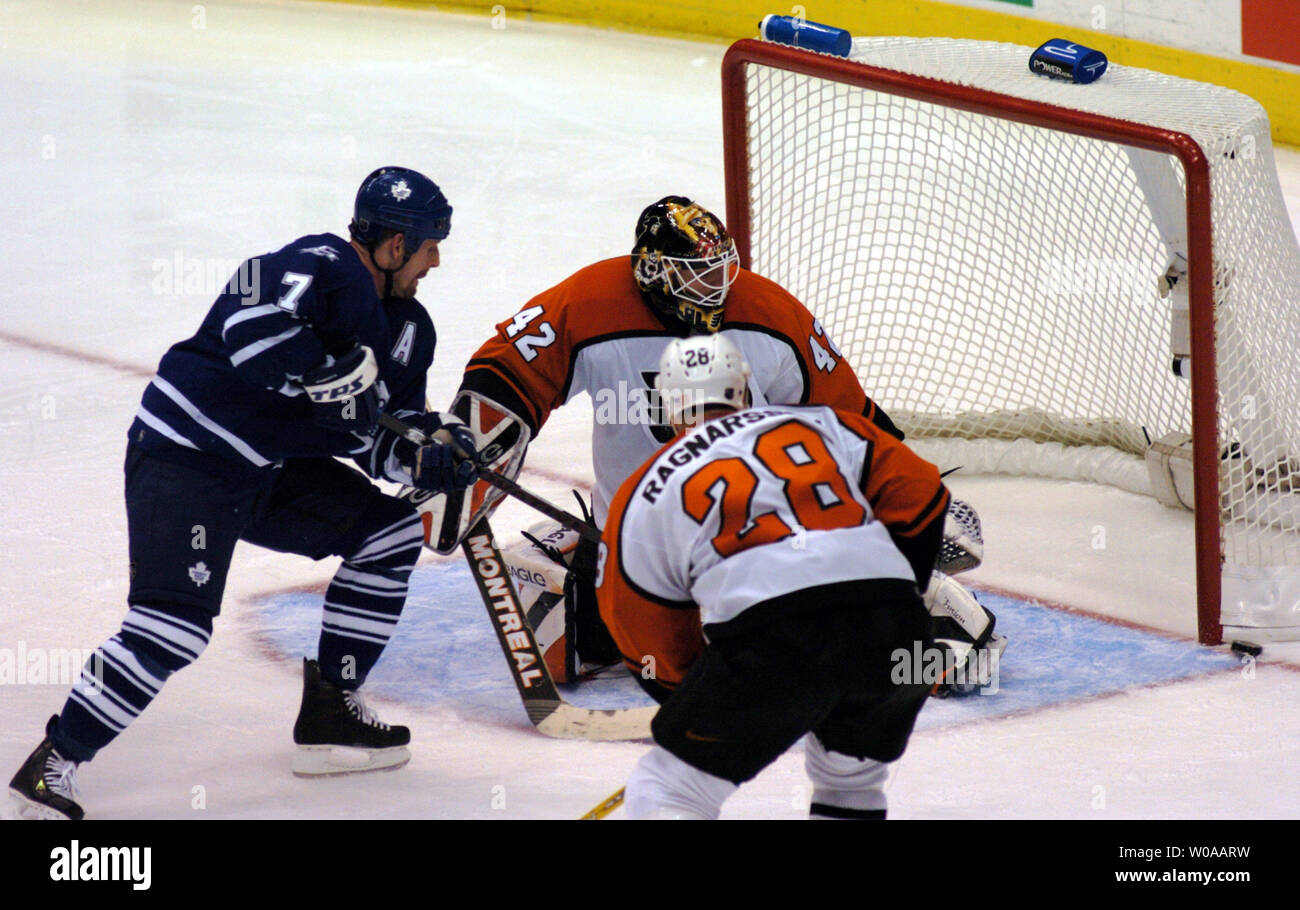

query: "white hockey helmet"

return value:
[655, 334, 752, 429]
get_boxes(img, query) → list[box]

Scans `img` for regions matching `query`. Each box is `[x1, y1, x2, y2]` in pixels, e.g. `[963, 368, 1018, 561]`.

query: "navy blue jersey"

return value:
[129, 233, 435, 475]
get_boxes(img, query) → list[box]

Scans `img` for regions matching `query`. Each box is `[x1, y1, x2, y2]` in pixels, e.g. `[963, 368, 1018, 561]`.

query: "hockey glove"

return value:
[936, 498, 984, 575]
[925, 572, 1007, 697]
[397, 414, 480, 493]
[301, 344, 381, 434]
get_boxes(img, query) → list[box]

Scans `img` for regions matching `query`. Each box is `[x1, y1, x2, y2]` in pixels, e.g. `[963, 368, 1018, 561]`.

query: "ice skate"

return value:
[9, 716, 84, 821]
[291, 659, 410, 778]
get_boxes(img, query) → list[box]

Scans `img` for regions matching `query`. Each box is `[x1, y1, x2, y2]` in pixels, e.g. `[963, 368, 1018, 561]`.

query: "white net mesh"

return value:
[737, 37, 1300, 633]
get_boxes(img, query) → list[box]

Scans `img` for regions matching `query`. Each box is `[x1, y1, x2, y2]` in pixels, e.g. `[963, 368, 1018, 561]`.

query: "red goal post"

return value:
[720, 37, 1299, 646]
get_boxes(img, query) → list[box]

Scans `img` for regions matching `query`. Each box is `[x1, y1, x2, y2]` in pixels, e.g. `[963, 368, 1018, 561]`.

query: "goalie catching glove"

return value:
[367, 410, 479, 493]
[937, 498, 984, 575]
[924, 571, 1007, 697]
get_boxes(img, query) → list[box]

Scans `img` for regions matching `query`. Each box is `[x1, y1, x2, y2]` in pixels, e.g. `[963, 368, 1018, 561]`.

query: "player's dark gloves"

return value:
[398, 413, 479, 493]
[301, 344, 381, 433]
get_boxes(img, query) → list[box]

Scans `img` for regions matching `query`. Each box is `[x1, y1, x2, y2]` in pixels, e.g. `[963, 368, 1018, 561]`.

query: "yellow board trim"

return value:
[308, 0, 1300, 145]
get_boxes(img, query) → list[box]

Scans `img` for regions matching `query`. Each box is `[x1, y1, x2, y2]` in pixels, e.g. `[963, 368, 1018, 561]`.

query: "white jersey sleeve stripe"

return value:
[221, 303, 284, 341]
[228, 325, 304, 367]
[149, 376, 273, 467]
[134, 405, 200, 450]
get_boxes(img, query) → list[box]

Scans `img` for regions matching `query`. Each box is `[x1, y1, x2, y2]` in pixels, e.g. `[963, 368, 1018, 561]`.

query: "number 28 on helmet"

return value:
[631, 196, 741, 334]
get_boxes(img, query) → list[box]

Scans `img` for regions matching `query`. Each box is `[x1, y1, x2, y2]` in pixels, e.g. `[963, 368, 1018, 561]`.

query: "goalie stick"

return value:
[379, 412, 652, 738]
[378, 412, 600, 543]
[459, 516, 656, 740]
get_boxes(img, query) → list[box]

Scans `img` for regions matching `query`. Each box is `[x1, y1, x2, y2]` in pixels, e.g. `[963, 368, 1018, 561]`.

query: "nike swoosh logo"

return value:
[684, 730, 726, 743]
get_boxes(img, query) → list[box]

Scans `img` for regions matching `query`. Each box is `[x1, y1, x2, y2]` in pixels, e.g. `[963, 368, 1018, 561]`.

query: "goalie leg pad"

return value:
[500, 521, 580, 682]
[924, 571, 1006, 696]
[498, 520, 625, 683]
[398, 390, 531, 554]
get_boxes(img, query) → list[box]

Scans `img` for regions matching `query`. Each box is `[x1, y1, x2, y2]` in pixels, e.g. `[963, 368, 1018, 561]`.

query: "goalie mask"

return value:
[654, 334, 752, 429]
[631, 196, 740, 334]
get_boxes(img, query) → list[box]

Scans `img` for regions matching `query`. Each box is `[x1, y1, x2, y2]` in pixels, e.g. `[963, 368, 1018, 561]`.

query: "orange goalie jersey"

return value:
[458, 256, 897, 524]
[596, 404, 950, 691]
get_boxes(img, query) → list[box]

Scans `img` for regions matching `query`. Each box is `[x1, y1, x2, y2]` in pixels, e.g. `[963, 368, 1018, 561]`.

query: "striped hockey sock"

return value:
[317, 509, 424, 689]
[53, 604, 213, 763]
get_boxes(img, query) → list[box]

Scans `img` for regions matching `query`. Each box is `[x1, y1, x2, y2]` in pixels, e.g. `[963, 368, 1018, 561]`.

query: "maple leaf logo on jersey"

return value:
[300, 244, 339, 261]
[390, 180, 412, 201]
[188, 562, 212, 587]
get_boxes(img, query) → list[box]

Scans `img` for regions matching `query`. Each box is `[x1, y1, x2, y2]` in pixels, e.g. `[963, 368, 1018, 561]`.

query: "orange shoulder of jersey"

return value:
[596, 439, 704, 690]
[461, 257, 663, 432]
[724, 271, 873, 417]
[832, 408, 950, 538]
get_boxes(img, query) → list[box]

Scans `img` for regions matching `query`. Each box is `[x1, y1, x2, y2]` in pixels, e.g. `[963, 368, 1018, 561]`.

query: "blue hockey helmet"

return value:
[350, 166, 452, 262]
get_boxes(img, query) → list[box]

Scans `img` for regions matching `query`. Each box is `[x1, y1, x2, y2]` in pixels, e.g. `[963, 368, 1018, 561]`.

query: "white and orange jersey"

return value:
[597, 404, 949, 689]
[458, 257, 894, 524]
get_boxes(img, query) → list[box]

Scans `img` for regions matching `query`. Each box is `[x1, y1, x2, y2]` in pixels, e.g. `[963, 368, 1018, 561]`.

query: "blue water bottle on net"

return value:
[759, 14, 852, 57]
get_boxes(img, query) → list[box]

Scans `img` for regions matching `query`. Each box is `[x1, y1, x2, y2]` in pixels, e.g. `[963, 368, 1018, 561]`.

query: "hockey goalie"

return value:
[404, 196, 1006, 689]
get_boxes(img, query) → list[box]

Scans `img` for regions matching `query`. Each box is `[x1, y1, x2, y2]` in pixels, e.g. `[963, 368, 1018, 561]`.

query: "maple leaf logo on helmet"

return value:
[390, 179, 413, 201]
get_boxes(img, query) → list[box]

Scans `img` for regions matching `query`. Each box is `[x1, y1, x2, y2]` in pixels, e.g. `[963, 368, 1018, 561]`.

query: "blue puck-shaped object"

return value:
[1029, 38, 1108, 84]
[759, 14, 852, 58]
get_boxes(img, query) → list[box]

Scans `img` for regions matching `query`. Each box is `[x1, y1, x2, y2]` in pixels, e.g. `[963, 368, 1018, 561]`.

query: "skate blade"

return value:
[9, 789, 76, 820]
[291, 745, 411, 778]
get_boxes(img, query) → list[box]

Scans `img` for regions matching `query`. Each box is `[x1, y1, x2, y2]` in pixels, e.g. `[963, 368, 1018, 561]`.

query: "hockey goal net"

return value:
[722, 37, 1300, 644]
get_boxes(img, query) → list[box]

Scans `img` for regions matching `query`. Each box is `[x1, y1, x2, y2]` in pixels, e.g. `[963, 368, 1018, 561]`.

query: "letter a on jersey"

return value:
[390, 320, 417, 366]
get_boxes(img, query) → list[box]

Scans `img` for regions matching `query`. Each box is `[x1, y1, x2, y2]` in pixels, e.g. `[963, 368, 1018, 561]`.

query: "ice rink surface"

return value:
[2, 0, 1300, 820]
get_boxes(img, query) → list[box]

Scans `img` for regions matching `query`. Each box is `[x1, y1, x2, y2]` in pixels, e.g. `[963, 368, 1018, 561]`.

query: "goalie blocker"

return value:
[398, 390, 531, 553]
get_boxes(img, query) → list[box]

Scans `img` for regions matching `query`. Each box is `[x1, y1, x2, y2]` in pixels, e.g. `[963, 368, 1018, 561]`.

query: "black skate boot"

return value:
[9, 715, 84, 820]
[291, 659, 410, 777]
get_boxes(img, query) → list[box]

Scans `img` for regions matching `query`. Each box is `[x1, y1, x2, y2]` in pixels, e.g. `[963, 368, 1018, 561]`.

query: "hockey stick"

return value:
[580, 786, 626, 820]
[381, 413, 652, 737]
[379, 412, 601, 544]
[460, 515, 656, 740]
